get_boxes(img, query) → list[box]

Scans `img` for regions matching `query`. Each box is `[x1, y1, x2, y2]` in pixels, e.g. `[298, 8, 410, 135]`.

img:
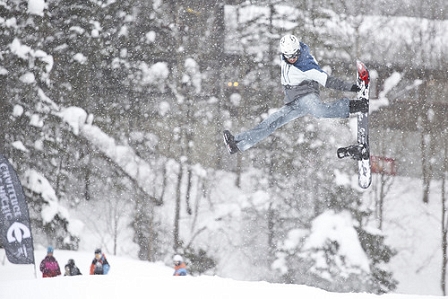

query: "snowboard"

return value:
[337, 60, 371, 189]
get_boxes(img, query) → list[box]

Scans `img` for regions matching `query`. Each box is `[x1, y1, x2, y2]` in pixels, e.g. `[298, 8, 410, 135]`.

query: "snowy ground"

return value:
[2, 175, 445, 298]
[366, 176, 443, 296]
[0, 248, 442, 299]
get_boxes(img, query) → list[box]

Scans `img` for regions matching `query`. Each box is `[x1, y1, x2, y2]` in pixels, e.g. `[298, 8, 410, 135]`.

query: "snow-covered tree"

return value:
[273, 210, 396, 294]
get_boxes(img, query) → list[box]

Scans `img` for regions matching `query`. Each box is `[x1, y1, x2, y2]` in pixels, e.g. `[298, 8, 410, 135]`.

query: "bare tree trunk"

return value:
[184, 97, 194, 216]
[236, 154, 242, 188]
[185, 166, 193, 215]
[419, 81, 432, 203]
[173, 164, 183, 252]
[377, 176, 385, 230]
[113, 212, 118, 255]
[147, 207, 154, 262]
[267, 202, 275, 265]
[441, 177, 447, 295]
[441, 139, 448, 295]
[375, 172, 394, 230]
[84, 155, 91, 201]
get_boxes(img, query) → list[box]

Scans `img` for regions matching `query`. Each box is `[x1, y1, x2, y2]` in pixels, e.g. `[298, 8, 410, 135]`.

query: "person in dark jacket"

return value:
[223, 34, 367, 154]
[39, 246, 61, 278]
[90, 248, 110, 275]
[64, 259, 82, 276]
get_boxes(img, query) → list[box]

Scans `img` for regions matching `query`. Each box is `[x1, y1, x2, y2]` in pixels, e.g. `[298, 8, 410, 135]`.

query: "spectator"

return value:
[39, 246, 61, 278]
[90, 248, 110, 275]
[173, 254, 187, 276]
[64, 259, 82, 276]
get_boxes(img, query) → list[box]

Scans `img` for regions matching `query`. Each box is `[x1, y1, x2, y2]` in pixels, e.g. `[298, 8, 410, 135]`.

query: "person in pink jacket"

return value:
[39, 246, 61, 278]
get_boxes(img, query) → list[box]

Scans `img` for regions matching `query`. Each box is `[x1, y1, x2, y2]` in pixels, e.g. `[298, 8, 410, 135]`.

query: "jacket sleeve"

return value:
[102, 256, 109, 265]
[103, 264, 110, 274]
[90, 261, 95, 275]
[325, 76, 354, 91]
[102, 256, 110, 274]
[56, 262, 61, 275]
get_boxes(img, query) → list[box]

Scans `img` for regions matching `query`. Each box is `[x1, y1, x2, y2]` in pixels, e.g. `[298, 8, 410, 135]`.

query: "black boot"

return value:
[337, 144, 366, 160]
[349, 98, 369, 114]
[223, 130, 240, 154]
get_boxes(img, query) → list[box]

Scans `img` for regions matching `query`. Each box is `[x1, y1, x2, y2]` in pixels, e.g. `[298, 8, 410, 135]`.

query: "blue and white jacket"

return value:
[281, 42, 353, 104]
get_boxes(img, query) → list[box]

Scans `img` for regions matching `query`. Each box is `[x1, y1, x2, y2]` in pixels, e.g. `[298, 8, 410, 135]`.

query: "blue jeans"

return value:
[235, 93, 350, 151]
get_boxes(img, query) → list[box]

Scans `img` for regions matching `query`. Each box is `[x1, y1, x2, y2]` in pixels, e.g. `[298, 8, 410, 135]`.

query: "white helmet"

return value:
[173, 254, 183, 263]
[280, 34, 300, 55]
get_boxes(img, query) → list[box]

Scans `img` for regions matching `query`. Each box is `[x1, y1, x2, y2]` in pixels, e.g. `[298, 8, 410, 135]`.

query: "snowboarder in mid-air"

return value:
[223, 34, 368, 155]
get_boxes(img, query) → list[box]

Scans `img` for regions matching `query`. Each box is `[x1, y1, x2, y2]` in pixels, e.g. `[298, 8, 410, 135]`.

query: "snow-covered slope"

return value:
[0, 248, 441, 299]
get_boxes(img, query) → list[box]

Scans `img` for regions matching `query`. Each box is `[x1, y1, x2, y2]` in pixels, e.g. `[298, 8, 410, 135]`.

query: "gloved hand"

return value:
[350, 84, 361, 92]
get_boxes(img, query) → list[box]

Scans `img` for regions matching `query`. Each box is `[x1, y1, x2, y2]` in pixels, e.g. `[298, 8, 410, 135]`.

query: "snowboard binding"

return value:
[337, 144, 369, 161]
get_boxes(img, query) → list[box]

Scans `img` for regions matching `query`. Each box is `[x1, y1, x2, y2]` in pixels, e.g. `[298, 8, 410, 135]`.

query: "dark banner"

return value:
[0, 154, 34, 264]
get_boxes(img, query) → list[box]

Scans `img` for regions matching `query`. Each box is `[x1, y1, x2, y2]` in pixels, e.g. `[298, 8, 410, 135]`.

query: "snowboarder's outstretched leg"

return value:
[224, 94, 350, 154]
